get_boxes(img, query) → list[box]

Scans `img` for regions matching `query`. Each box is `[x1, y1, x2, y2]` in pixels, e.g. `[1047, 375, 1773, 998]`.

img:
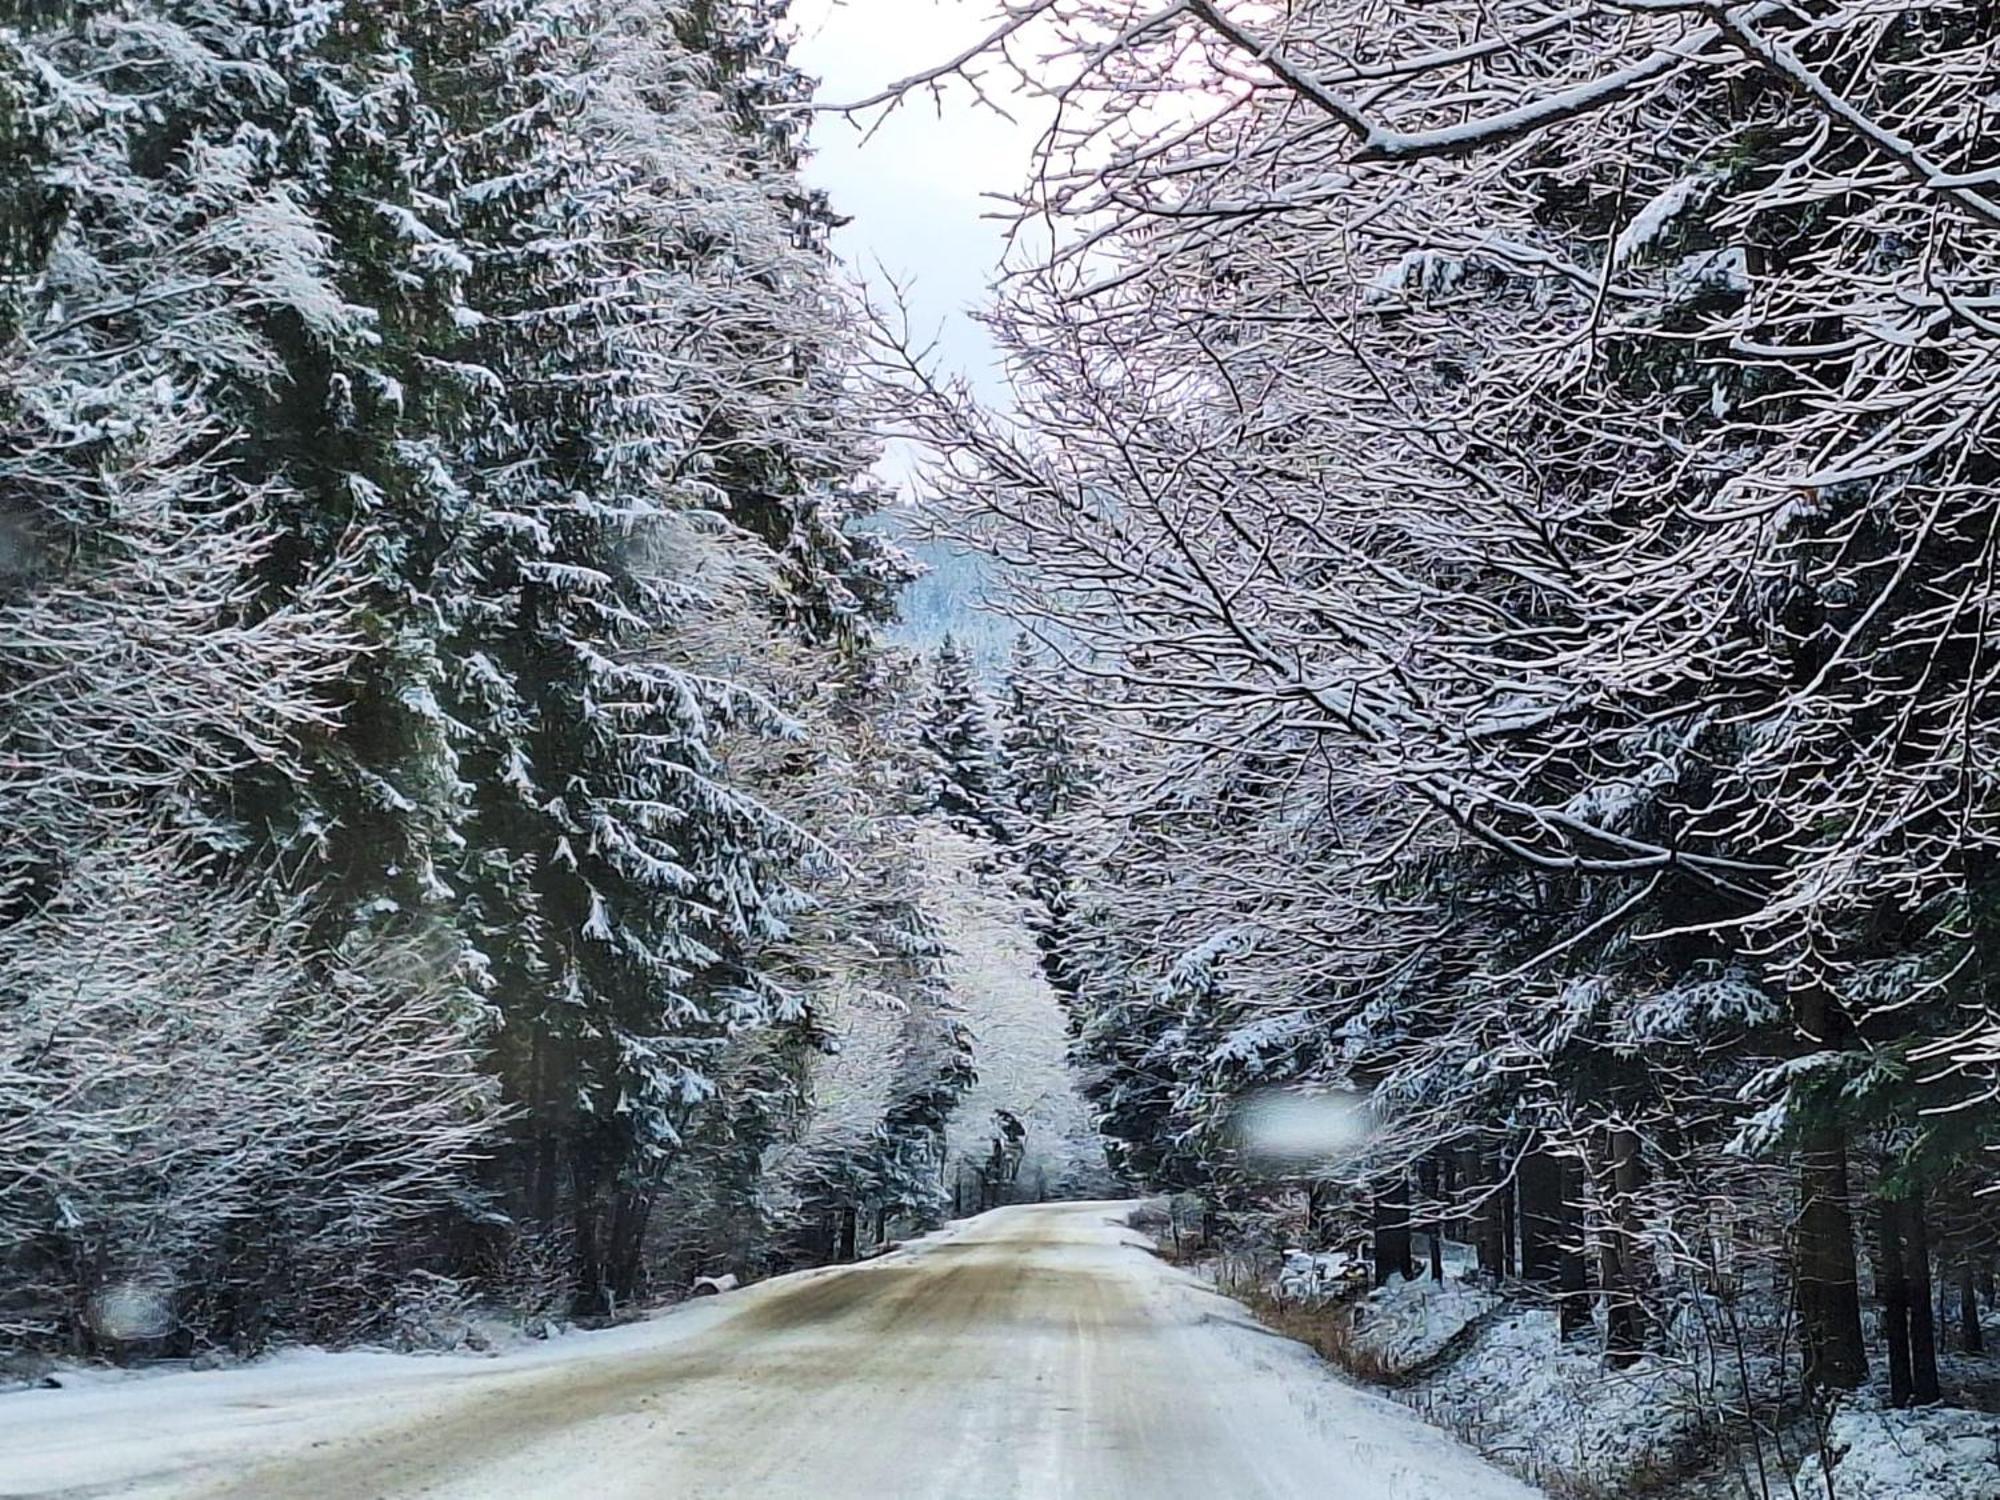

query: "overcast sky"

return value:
[789, 1, 1046, 656]
[790, 0, 1047, 409]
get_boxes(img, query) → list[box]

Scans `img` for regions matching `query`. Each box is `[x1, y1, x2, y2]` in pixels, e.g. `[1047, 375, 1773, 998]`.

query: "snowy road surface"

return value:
[2, 1203, 1542, 1499]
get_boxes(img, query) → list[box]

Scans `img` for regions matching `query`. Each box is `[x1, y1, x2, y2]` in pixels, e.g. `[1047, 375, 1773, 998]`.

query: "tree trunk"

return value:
[532, 1129, 560, 1230]
[1874, 1196, 1913, 1408]
[569, 1141, 607, 1316]
[1904, 1190, 1940, 1405]
[1307, 1181, 1334, 1246]
[529, 1031, 561, 1229]
[1793, 987, 1868, 1392]
[1558, 1157, 1591, 1341]
[1518, 1144, 1565, 1286]
[1796, 1121, 1868, 1391]
[1418, 1156, 1445, 1282]
[836, 1205, 858, 1263]
[815, 1209, 836, 1262]
[1960, 1257, 1985, 1354]
[1373, 1172, 1414, 1286]
[1440, 1150, 1461, 1241]
[606, 1186, 654, 1306]
[1601, 1127, 1648, 1365]
[1476, 1149, 1504, 1281]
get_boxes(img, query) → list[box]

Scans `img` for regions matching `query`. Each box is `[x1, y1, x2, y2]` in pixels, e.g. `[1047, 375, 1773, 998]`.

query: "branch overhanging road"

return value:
[3, 1203, 1542, 1499]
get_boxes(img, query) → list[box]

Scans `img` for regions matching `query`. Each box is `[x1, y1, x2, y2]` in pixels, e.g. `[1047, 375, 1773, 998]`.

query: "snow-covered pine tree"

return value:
[427, 0, 808, 1311]
[423, 0, 909, 1309]
[713, 632, 975, 1266]
[1000, 638, 1091, 1000]
[0, 0, 504, 1351]
[919, 634, 1013, 844]
[667, 0, 913, 648]
[222, 0, 483, 972]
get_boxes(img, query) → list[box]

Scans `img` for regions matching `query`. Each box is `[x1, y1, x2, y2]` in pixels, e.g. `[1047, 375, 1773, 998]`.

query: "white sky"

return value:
[789, 1, 1051, 656]
[790, 0, 1050, 409]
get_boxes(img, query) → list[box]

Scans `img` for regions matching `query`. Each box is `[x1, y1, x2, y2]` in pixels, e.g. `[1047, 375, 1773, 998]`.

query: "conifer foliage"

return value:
[0, 0, 941, 1352]
[918, 633, 1013, 844]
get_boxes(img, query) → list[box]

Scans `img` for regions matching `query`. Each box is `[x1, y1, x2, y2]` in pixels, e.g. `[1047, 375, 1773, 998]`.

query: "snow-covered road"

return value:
[2, 1203, 1541, 1499]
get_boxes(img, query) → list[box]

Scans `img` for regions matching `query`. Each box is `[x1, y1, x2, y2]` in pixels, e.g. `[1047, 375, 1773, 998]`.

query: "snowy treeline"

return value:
[873, 0, 2000, 1465]
[902, 637, 1112, 1210]
[0, 0, 972, 1356]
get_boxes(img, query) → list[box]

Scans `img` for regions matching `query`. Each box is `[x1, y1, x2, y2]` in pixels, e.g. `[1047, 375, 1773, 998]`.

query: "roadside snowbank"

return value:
[1797, 1403, 2000, 1500]
[0, 1268, 792, 1498]
[1348, 1269, 1501, 1377]
[1409, 1308, 1704, 1492]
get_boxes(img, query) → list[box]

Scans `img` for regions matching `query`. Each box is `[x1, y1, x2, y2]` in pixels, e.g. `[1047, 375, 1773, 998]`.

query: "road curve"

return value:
[6, 1202, 1542, 1499]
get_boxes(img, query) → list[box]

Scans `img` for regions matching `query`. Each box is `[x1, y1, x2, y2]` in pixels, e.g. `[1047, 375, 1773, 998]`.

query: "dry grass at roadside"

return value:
[1210, 1262, 1401, 1384]
[1204, 1257, 1693, 1500]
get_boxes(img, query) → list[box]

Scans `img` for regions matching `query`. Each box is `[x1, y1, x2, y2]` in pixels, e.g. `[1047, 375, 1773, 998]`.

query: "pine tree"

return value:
[1000, 639, 1091, 999]
[0, 0, 505, 1350]
[920, 635, 1013, 844]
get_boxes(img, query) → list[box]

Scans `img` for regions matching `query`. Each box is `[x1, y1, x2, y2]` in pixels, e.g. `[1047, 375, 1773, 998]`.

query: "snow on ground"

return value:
[1320, 1252, 1699, 1489]
[1796, 1403, 2000, 1500]
[0, 1288, 766, 1498]
[1276, 1249, 1367, 1304]
[1406, 1307, 1705, 1493]
[1250, 1242, 1708, 1496]
[922, 824, 1115, 1197]
[1240, 1236, 2000, 1498]
[0, 1204, 1544, 1500]
[1347, 1260, 1501, 1377]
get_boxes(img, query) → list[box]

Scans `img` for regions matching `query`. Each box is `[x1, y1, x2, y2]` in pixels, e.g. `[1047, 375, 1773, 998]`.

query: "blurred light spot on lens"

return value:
[1231, 1087, 1369, 1171]
[88, 1280, 174, 1342]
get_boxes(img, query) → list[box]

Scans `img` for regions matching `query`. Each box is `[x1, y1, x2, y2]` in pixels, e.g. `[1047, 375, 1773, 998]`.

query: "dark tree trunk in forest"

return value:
[1373, 1173, 1414, 1285]
[1600, 1127, 1648, 1365]
[530, 1032, 561, 1230]
[1500, 1175, 1517, 1279]
[1519, 1145, 1564, 1285]
[606, 1187, 654, 1305]
[1418, 1156, 1445, 1281]
[1793, 990, 1868, 1392]
[1476, 1149, 1505, 1281]
[1441, 1150, 1462, 1242]
[532, 1130, 560, 1230]
[1960, 1256, 1985, 1354]
[1904, 1190, 1941, 1404]
[1874, 1196, 1913, 1408]
[1558, 1158, 1591, 1341]
[1796, 1124, 1868, 1390]
[1307, 1181, 1334, 1246]
[569, 1141, 609, 1316]
[837, 1206, 858, 1263]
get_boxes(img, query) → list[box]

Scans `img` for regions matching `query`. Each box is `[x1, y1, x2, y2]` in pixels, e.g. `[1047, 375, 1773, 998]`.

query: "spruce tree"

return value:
[920, 635, 1013, 844]
[1000, 638, 1090, 999]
